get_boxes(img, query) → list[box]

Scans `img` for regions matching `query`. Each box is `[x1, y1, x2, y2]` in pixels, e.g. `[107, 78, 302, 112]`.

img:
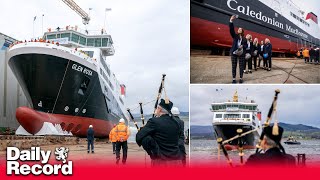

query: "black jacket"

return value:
[176, 116, 186, 158]
[309, 48, 315, 57]
[253, 44, 260, 56]
[264, 43, 272, 57]
[229, 22, 247, 56]
[246, 147, 296, 167]
[87, 128, 94, 141]
[136, 114, 180, 160]
[315, 49, 320, 59]
[245, 41, 254, 54]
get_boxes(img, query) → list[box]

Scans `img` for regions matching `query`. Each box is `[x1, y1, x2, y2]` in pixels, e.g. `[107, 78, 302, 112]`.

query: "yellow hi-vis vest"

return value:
[115, 122, 130, 142]
[109, 127, 117, 142]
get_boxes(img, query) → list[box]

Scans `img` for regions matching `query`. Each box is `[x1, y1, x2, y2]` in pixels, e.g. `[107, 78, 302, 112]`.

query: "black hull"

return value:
[213, 124, 257, 146]
[8, 53, 122, 124]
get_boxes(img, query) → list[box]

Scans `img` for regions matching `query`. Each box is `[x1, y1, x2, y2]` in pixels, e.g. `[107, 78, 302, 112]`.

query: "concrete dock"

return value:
[191, 55, 320, 84]
[0, 136, 189, 166]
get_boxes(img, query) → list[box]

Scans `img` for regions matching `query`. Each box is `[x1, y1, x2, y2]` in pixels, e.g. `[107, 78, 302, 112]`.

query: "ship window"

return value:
[239, 105, 244, 109]
[248, 106, 253, 110]
[226, 104, 231, 107]
[79, 36, 86, 45]
[243, 114, 250, 118]
[231, 104, 238, 108]
[215, 114, 222, 118]
[102, 38, 109, 46]
[87, 38, 94, 46]
[95, 38, 102, 47]
[47, 34, 56, 39]
[224, 114, 240, 119]
[57, 34, 61, 38]
[222, 105, 226, 109]
[61, 33, 70, 39]
[71, 33, 80, 43]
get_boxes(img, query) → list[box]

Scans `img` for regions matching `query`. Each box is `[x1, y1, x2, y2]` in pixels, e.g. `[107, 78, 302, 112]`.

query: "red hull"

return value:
[16, 106, 113, 138]
[224, 144, 256, 151]
[191, 17, 303, 53]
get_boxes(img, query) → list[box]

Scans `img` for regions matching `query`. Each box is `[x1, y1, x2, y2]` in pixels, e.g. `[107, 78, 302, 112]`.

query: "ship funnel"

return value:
[233, 90, 238, 102]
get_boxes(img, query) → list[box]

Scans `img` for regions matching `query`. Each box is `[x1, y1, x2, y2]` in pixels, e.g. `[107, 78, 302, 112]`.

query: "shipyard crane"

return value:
[61, 0, 91, 25]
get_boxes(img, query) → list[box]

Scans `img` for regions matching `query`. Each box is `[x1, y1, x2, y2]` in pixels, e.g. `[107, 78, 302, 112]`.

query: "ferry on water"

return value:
[191, 0, 320, 54]
[211, 91, 261, 150]
[6, 27, 127, 138]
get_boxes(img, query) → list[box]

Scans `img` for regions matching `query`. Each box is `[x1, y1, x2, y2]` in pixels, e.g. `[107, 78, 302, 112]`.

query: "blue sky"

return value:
[190, 85, 320, 128]
[0, 0, 189, 114]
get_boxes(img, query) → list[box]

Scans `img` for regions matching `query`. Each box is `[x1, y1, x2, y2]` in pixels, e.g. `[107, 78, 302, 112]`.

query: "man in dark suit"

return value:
[315, 47, 320, 64]
[229, 15, 247, 84]
[136, 99, 181, 167]
[246, 125, 295, 167]
[171, 107, 187, 167]
[309, 46, 315, 64]
[87, 125, 94, 153]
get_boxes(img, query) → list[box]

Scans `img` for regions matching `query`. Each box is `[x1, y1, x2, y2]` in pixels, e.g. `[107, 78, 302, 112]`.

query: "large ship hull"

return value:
[7, 46, 120, 138]
[191, 0, 320, 54]
[213, 124, 258, 150]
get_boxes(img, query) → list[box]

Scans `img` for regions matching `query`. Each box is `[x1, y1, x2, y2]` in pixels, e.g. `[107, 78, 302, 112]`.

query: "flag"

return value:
[33, 16, 37, 21]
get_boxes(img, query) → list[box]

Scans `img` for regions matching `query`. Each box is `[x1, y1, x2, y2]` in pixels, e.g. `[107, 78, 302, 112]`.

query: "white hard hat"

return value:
[171, 107, 180, 116]
[119, 118, 125, 123]
[89, 125, 93, 128]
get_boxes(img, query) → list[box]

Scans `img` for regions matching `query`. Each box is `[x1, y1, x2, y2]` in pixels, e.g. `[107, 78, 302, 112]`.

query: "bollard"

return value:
[297, 153, 306, 166]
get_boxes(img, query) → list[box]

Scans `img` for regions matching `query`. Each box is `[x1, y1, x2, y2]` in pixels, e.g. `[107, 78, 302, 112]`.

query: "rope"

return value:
[52, 60, 70, 113]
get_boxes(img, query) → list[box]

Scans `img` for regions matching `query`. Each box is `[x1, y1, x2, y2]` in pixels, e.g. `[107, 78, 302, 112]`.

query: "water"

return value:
[191, 139, 320, 167]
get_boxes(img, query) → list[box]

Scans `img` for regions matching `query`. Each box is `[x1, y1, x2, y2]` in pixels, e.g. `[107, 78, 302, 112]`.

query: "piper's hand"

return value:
[230, 15, 236, 22]
[239, 45, 243, 49]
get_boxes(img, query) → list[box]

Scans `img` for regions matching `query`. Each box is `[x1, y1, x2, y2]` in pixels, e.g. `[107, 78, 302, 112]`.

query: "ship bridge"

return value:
[44, 28, 114, 56]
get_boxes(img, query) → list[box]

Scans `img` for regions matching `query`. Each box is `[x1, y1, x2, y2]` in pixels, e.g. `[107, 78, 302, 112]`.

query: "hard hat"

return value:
[171, 107, 180, 116]
[89, 125, 93, 128]
[119, 118, 125, 123]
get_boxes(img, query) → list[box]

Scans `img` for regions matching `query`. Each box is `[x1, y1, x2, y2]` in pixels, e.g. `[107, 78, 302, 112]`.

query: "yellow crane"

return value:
[61, 0, 90, 25]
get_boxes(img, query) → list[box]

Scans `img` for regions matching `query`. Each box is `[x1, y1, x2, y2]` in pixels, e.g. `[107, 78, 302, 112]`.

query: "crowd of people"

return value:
[86, 98, 187, 167]
[297, 46, 320, 64]
[229, 15, 273, 84]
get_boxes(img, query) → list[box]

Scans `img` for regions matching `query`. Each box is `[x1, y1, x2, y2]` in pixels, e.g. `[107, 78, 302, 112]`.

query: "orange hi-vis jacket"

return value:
[303, 49, 310, 58]
[109, 127, 117, 142]
[115, 122, 130, 142]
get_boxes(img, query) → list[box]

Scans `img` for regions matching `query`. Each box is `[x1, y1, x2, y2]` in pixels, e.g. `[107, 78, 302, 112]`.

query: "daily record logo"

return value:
[6, 147, 72, 175]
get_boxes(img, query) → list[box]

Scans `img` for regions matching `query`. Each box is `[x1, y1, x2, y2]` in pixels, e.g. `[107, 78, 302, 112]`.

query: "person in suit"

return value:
[87, 125, 94, 153]
[229, 15, 247, 84]
[246, 125, 295, 167]
[257, 40, 264, 69]
[309, 45, 315, 64]
[315, 47, 320, 65]
[264, 38, 272, 71]
[244, 34, 254, 74]
[136, 99, 181, 167]
[252, 38, 260, 71]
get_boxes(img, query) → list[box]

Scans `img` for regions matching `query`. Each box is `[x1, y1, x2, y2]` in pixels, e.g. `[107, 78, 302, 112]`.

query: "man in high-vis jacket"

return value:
[109, 124, 117, 154]
[115, 118, 130, 164]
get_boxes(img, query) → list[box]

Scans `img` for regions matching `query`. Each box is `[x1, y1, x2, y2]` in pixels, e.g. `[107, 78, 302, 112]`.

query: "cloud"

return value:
[0, 0, 189, 114]
[191, 85, 320, 128]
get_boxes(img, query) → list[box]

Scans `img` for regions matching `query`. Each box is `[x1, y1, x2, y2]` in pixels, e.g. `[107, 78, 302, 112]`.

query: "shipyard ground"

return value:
[191, 55, 320, 84]
[0, 136, 189, 167]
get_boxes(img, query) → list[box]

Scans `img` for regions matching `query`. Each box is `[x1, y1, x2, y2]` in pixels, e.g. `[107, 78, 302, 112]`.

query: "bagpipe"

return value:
[217, 89, 280, 166]
[126, 74, 167, 131]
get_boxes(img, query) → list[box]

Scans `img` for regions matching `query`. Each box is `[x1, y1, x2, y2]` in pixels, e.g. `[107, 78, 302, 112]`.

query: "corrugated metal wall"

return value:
[0, 34, 29, 130]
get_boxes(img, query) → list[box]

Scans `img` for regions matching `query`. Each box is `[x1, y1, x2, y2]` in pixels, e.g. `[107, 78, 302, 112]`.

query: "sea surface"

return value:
[191, 139, 320, 167]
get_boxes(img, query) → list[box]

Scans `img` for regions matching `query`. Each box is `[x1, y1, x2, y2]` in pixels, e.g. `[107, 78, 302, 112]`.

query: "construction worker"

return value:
[171, 107, 187, 167]
[303, 47, 310, 63]
[115, 118, 130, 164]
[109, 124, 117, 154]
[87, 125, 94, 153]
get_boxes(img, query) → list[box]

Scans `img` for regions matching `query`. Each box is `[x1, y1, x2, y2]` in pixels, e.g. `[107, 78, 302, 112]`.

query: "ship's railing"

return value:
[8, 41, 98, 66]
[47, 26, 110, 36]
